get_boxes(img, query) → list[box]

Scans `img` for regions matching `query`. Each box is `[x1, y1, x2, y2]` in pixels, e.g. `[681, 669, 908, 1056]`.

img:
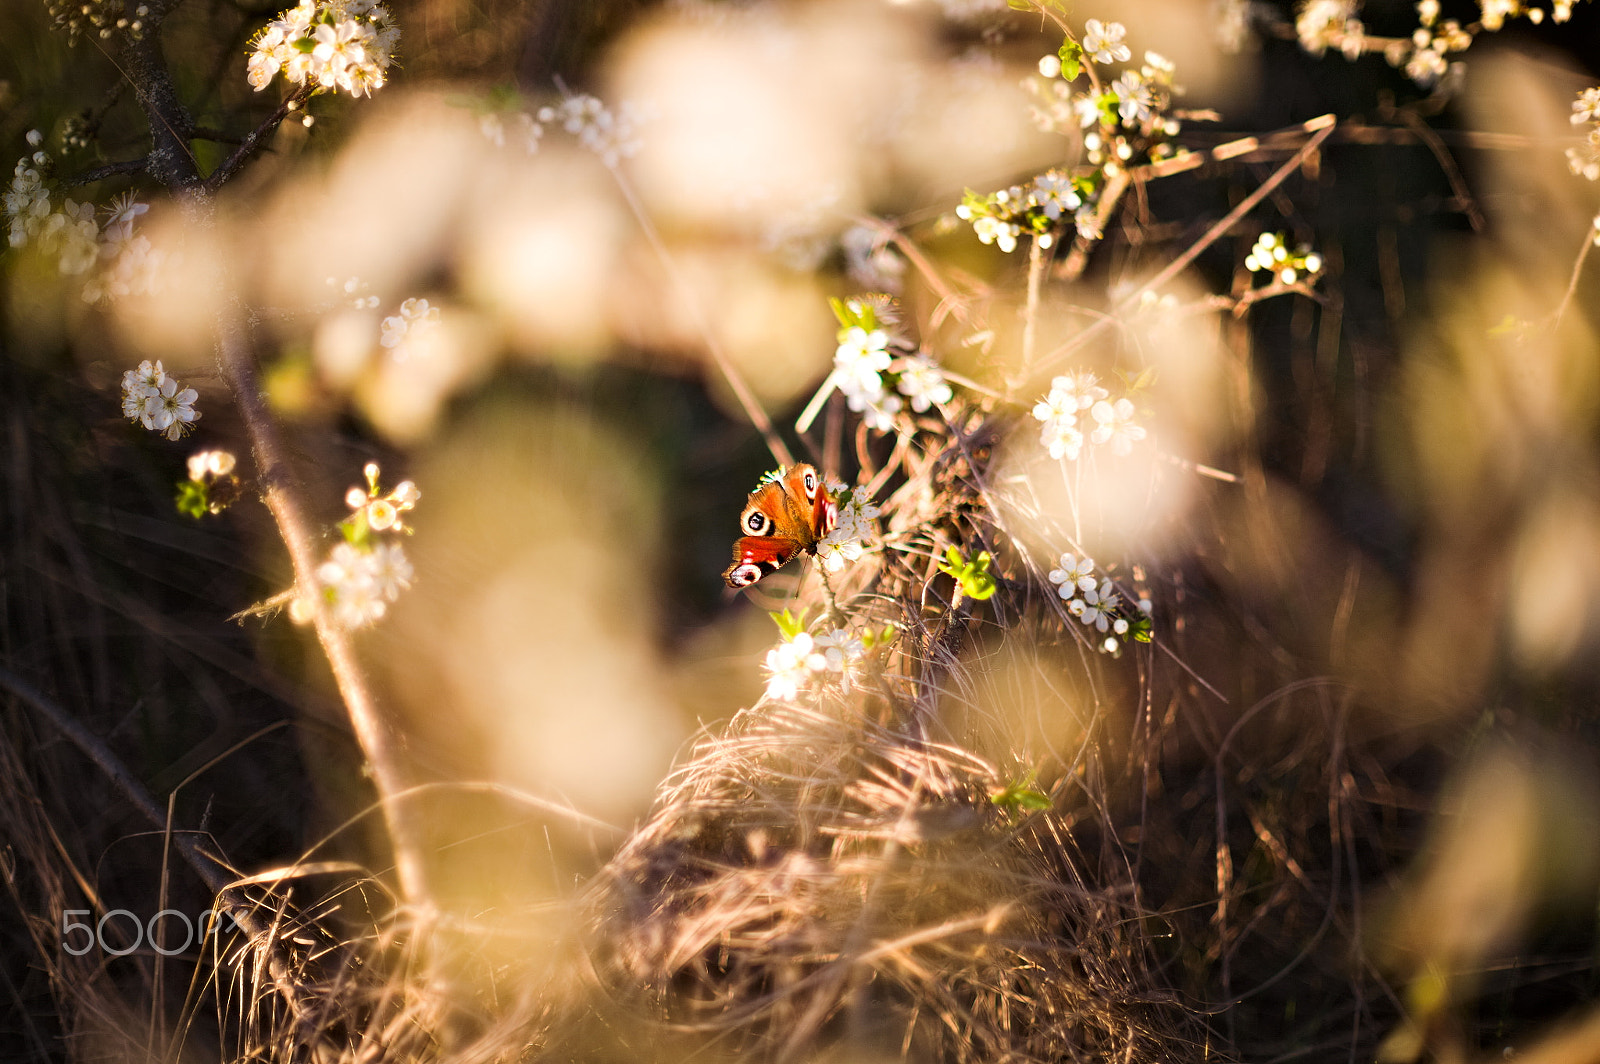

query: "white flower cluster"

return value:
[344, 461, 420, 532]
[761, 628, 866, 702]
[1031, 371, 1146, 461]
[328, 275, 380, 309]
[379, 297, 440, 350]
[831, 325, 954, 432]
[303, 462, 418, 629]
[834, 326, 899, 430]
[120, 360, 201, 441]
[1047, 552, 1146, 653]
[1080, 19, 1131, 65]
[7, 137, 162, 301]
[1570, 87, 1600, 182]
[83, 194, 168, 304]
[815, 482, 880, 574]
[536, 94, 646, 169]
[247, 0, 399, 99]
[5, 133, 96, 274]
[45, 0, 146, 41]
[187, 449, 237, 482]
[316, 541, 414, 628]
[1295, 0, 1363, 59]
[1029, 41, 1185, 165]
[1244, 232, 1323, 284]
[479, 111, 544, 155]
[957, 173, 1106, 254]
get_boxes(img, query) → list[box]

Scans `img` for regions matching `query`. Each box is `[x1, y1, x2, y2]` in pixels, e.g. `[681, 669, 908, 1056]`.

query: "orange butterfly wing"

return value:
[722, 464, 836, 589]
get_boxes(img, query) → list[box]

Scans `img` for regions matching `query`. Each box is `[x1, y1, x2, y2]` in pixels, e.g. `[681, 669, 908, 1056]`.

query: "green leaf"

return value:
[339, 509, 372, 548]
[770, 608, 809, 641]
[991, 775, 1051, 814]
[938, 547, 998, 601]
[1057, 40, 1083, 81]
[175, 479, 209, 520]
[1006, 0, 1034, 10]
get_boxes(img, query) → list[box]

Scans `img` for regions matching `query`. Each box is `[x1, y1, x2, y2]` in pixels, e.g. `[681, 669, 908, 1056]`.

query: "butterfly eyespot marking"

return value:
[802, 469, 818, 499]
[727, 563, 764, 587]
[744, 511, 771, 535]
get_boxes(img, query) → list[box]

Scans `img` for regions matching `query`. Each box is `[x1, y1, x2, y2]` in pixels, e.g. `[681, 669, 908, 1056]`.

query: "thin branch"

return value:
[1040, 113, 1337, 372]
[1551, 223, 1596, 329]
[62, 157, 151, 188]
[203, 86, 314, 194]
[211, 299, 433, 910]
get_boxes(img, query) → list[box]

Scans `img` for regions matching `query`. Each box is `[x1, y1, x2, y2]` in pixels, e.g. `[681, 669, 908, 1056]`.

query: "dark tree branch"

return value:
[202, 85, 313, 194]
[63, 157, 151, 187]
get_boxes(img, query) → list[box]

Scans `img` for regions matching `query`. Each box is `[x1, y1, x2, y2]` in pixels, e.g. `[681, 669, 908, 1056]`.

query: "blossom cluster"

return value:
[6, 133, 163, 301]
[1031, 371, 1146, 462]
[1027, 25, 1189, 167]
[329, 275, 381, 309]
[314, 541, 414, 628]
[475, 93, 647, 169]
[1046, 552, 1149, 654]
[379, 296, 440, 350]
[120, 360, 201, 441]
[826, 299, 953, 433]
[1293, 0, 1576, 90]
[992, 30, 1188, 255]
[761, 628, 867, 702]
[1569, 87, 1600, 182]
[45, 0, 146, 42]
[815, 479, 881, 575]
[176, 450, 241, 518]
[1244, 232, 1324, 285]
[537, 95, 646, 169]
[478, 110, 545, 155]
[300, 463, 418, 629]
[247, 0, 399, 99]
[956, 172, 1099, 254]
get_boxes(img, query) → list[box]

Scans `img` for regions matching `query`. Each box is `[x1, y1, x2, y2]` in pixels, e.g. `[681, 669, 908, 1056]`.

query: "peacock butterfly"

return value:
[722, 463, 837, 588]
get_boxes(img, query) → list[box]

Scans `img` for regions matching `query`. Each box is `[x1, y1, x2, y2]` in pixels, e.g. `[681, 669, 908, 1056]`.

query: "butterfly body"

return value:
[723, 463, 837, 588]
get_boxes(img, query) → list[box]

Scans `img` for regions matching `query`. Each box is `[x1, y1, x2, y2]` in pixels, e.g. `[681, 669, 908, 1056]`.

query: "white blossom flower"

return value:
[1089, 397, 1146, 454]
[103, 192, 148, 242]
[763, 632, 822, 702]
[317, 540, 412, 628]
[379, 296, 441, 350]
[1295, 0, 1356, 56]
[247, 0, 397, 98]
[1034, 372, 1107, 423]
[972, 214, 1020, 253]
[142, 374, 201, 441]
[811, 628, 866, 692]
[835, 326, 900, 430]
[368, 541, 414, 600]
[1041, 418, 1085, 461]
[1031, 171, 1081, 221]
[1048, 553, 1098, 599]
[121, 359, 166, 418]
[1111, 70, 1154, 125]
[1076, 586, 1117, 631]
[537, 94, 646, 167]
[186, 449, 236, 480]
[1082, 19, 1132, 64]
[895, 355, 953, 412]
[1074, 205, 1104, 241]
